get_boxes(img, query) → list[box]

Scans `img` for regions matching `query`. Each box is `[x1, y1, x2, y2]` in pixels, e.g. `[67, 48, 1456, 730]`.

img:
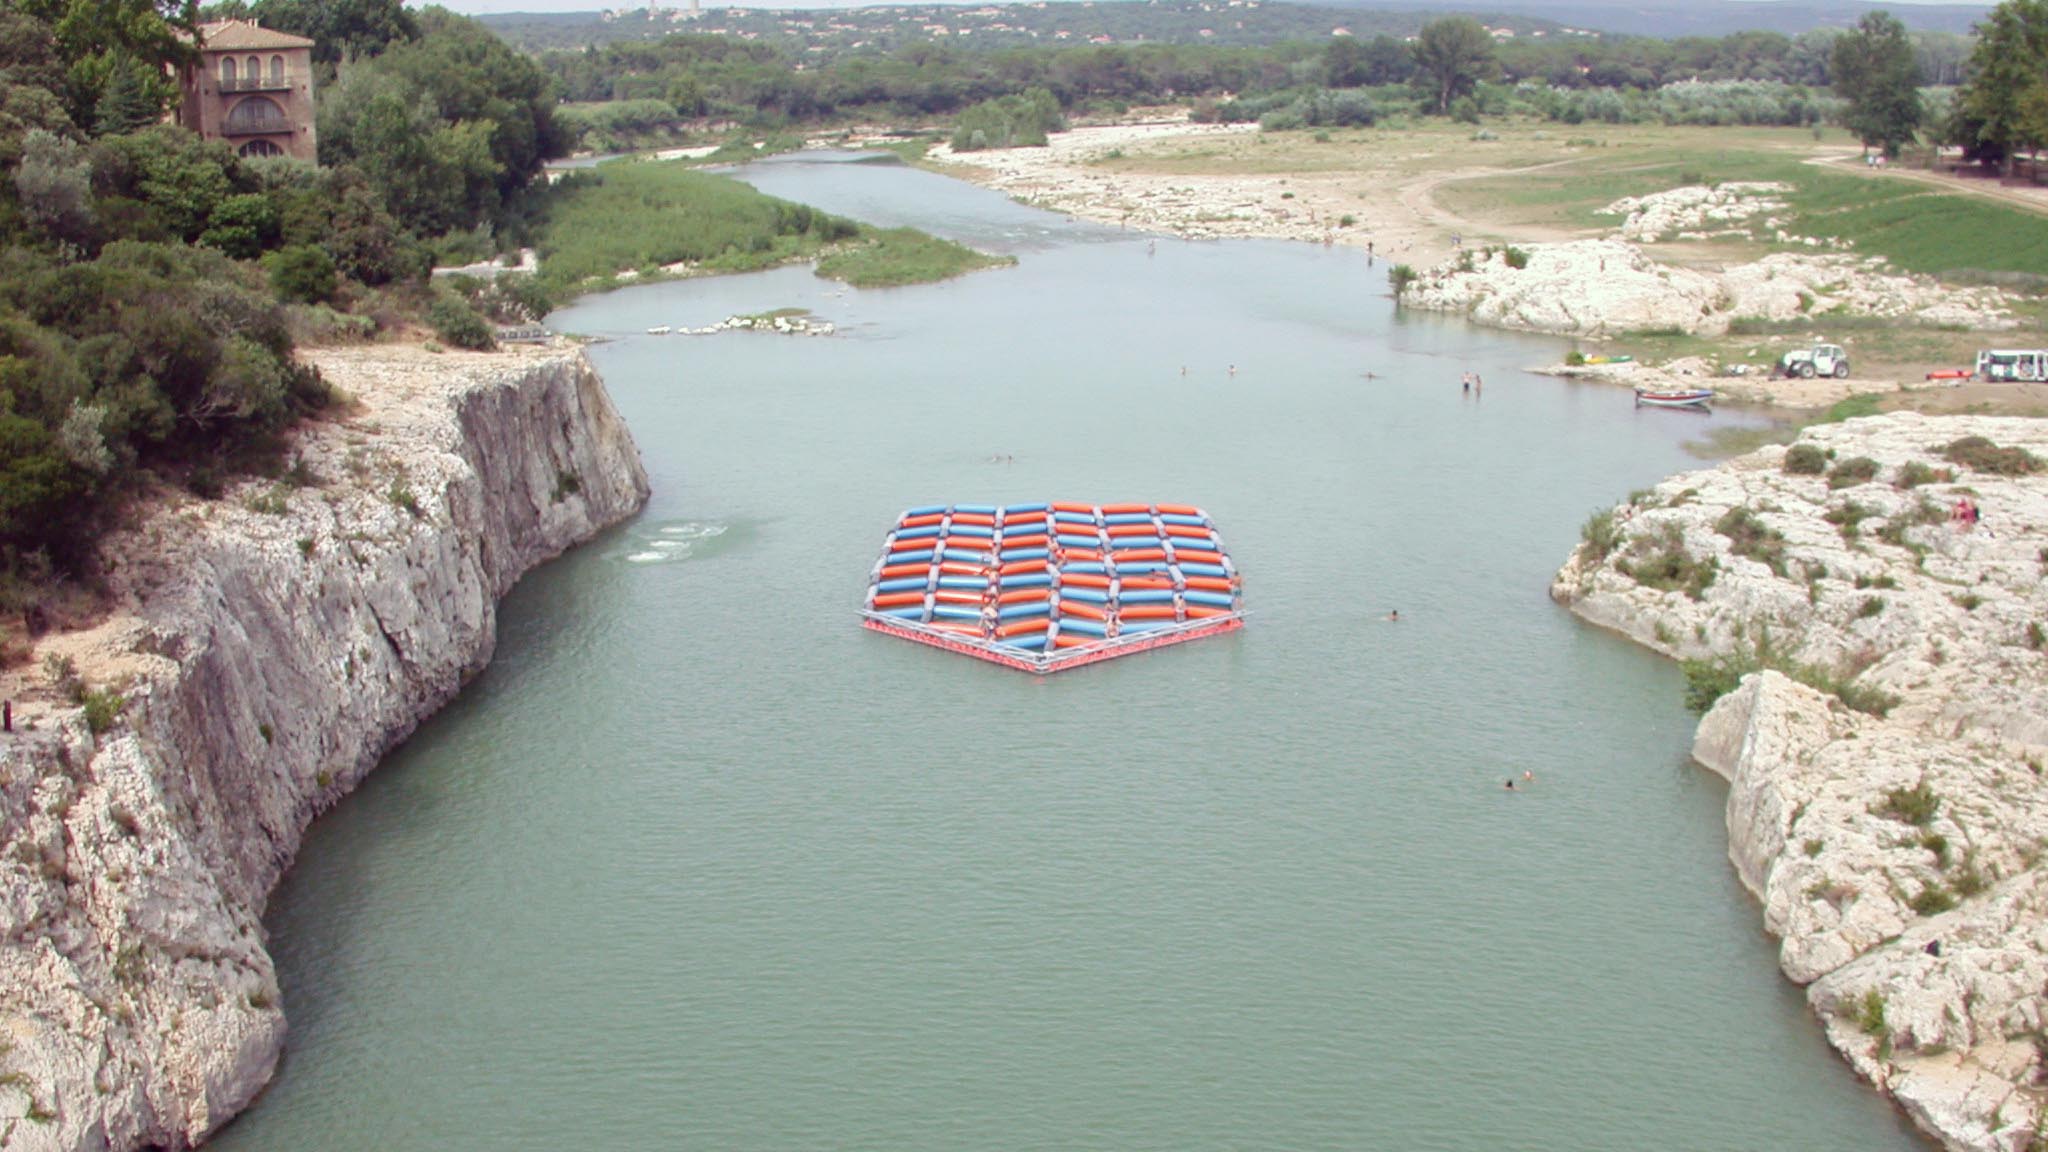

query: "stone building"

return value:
[175, 21, 318, 162]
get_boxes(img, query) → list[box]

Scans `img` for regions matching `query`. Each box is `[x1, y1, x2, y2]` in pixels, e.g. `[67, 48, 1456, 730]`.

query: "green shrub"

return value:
[1580, 508, 1621, 562]
[1919, 832, 1951, 867]
[1503, 245, 1530, 269]
[1387, 263, 1417, 295]
[1895, 460, 1954, 489]
[81, 688, 124, 735]
[1783, 443, 1828, 475]
[1878, 783, 1940, 826]
[1854, 989, 1886, 1036]
[1857, 596, 1885, 619]
[2030, 622, 2046, 651]
[814, 228, 1012, 288]
[1827, 456, 1881, 489]
[1682, 657, 1744, 714]
[1943, 435, 2042, 476]
[1909, 885, 1956, 916]
[1826, 501, 1878, 540]
[1951, 859, 1990, 897]
[1618, 522, 1717, 599]
[388, 481, 421, 517]
[426, 292, 495, 350]
[1715, 506, 1789, 577]
[264, 244, 337, 304]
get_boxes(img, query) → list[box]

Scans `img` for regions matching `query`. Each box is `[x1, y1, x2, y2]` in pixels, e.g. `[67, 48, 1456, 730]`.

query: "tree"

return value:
[1831, 12, 1924, 158]
[1411, 17, 1496, 116]
[1950, 0, 2048, 174]
[92, 55, 158, 137]
[1324, 35, 1367, 88]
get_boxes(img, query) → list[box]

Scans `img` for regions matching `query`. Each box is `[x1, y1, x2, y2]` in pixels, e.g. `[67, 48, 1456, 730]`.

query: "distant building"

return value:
[174, 20, 318, 161]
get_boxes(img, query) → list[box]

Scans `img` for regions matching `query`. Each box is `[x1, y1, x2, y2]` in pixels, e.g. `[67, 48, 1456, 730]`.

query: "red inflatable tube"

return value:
[949, 512, 997, 527]
[1051, 501, 1096, 515]
[1163, 524, 1213, 539]
[1113, 548, 1167, 562]
[899, 513, 946, 529]
[929, 622, 984, 636]
[1121, 604, 1178, 620]
[880, 562, 931, 579]
[1000, 558, 1048, 576]
[1054, 633, 1095, 649]
[1057, 600, 1108, 620]
[1002, 534, 1050, 551]
[1183, 576, 1235, 592]
[1171, 549, 1224, 564]
[890, 537, 934, 553]
[998, 587, 1050, 605]
[1061, 548, 1103, 562]
[935, 591, 987, 606]
[935, 539, 992, 556]
[872, 591, 926, 608]
[940, 561, 990, 576]
[1106, 523, 1157, 538]
[996, 617, 1050, 638]
[1185, 605, 1234, 619]
[1059, 572, 1111, 589]
[1120, 576, 1174, 590]
[1155, 503, 1201, 517]
[1100, 502, 1150, 515]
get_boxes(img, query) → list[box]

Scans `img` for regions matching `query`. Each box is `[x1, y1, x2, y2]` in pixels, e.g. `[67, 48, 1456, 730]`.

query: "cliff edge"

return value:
[1553, 413, 2048, 1152]
[0, 344, 648, 1150]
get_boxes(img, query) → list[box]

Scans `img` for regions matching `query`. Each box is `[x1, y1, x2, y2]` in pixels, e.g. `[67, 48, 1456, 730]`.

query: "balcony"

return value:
[219, 74, 292, 93]
[221, 115, 294, 136]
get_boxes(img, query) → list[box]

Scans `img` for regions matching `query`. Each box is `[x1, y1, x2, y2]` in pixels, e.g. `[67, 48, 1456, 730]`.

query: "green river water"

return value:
[213, 155, 1924, 1151]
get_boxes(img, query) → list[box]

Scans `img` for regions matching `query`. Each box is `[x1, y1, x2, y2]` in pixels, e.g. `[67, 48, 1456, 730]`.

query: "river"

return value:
[214, 155, 1923, 1151]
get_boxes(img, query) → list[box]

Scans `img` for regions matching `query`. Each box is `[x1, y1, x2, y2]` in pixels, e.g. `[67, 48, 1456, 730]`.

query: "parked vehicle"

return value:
[1773, 344, 1850, 379]
[1976, 350, 2048, 383]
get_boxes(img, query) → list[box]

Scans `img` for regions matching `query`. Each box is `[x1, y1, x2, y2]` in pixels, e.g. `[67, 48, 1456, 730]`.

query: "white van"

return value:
[1977, 350, 2048, 382]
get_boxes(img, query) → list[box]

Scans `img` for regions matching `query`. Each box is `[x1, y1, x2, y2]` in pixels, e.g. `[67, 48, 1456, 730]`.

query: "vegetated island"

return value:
[1554, 416, 2048, 1152]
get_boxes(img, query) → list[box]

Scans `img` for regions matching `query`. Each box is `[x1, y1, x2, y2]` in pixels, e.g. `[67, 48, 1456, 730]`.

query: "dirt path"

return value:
[1803, 150, 2048, 217]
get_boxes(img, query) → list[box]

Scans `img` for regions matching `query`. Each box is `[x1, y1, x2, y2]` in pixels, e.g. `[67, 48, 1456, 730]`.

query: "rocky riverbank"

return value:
[0, 344, 648, 1151]
[1552, 412, 2048, 1151]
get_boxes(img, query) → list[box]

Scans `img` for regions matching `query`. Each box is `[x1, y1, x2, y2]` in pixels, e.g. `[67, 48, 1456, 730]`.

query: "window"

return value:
[220, 57, 237, 84]
[227, 96, 286, 127]
[246, 56, 260, 81]
[270, 55, 284, 83]
[239, 139, 283, 157]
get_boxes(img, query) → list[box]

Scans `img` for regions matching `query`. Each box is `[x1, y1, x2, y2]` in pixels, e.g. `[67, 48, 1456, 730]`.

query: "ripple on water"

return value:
[617, 520, 732, 564]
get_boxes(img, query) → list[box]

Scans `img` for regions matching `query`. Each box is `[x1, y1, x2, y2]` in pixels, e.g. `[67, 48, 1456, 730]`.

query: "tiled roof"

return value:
[196, 20, 315, 51]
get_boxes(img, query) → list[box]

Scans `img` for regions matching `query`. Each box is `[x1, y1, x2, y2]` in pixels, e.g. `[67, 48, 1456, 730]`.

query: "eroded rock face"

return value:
[0, 345, 648, 1151]
[1554, 413, 2048, 1151]
[1399, 239, 2016, 336]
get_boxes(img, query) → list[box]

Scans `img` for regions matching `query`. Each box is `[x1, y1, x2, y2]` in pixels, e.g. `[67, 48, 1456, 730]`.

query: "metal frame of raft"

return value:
[860, 501, 1246, 673]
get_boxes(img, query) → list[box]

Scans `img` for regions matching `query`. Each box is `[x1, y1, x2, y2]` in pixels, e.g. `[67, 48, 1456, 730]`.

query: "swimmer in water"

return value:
[1384, 609, 1401, 621]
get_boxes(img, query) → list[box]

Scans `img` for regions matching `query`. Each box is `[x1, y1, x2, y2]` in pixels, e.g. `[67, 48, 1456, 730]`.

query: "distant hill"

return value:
[1321, 0, 1990, 37]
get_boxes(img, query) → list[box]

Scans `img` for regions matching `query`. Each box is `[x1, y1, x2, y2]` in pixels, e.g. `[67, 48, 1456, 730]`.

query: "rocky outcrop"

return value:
[0, 344, 648, 1151]
[1399, 238, 2017, 337]
[1553, 413, 2048, 1151]
[1603, 181, 1794, 244]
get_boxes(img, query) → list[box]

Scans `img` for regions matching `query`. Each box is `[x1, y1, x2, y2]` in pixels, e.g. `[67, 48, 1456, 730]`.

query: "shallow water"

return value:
[215, 156, 1922, 1151]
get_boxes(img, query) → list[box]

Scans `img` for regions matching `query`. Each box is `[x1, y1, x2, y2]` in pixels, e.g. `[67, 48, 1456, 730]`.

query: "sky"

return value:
[438, 0, 1987, 20]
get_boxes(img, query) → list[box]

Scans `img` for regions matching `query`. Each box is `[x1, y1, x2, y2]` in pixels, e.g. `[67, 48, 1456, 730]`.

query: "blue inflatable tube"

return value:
[1001, 572, 1052, 589]
[1184, 590, 1236, 608]
[1000, 546, 1049, 563]
[1112, 537, 1166, 551]
[1062, 561, 1107, 574]
[931, 604, 983, 621]
[1118, 618, 1174, 632]
[894, 524, 942, 540]
[1054, 510, 1096, 525]
[942, 547, 990, 563]
[878, 605, 927, 619]
[903, 504, 948, 517]
[1159, 513, 1208, 527]
[889, 549, 935, 566]
[948, 523, 994, 538]
[1115, 561, 1170, 575]
[998, 634, 1049, 651]
[876, 576, 929, 593]
[1056, 533, 1101, 549]
[1178, 562, 1229, 578]
[1058, 617, 1108, 637]
[954, 503, 998, 515]
[937, 575, 989, 591]
[998, 601, 1051, 621]
[1120, 589, 1175, 604]
[1058, 585, 1109, 604]
[1003, 502, 1049, 515]
[1103, 512, 1152, 526]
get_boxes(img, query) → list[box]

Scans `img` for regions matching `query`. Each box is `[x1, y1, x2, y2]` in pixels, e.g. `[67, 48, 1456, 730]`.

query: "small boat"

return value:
[1635, 387, 1714, 409]
[1584, 354, 1634, 365]
[1925, 368, 1972, 381]
[646, 325, 672, 335]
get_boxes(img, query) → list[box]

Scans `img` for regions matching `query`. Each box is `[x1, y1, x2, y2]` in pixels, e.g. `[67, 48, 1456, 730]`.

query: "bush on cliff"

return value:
[1942, 435, 2041, 477]
[1783, 443, 1828, 475]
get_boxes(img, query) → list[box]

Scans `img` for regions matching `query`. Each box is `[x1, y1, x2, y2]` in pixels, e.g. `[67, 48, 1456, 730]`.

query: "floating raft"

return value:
[860, 502, 1245, 673]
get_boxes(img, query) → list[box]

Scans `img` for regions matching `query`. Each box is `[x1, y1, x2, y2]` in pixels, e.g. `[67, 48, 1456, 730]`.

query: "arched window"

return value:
[227, 96, 286, 129]
[220, 57, 237, 85]
[245, 56, 260, 82]
[269, 55, 284, 83]
[239, 139, 283, 158]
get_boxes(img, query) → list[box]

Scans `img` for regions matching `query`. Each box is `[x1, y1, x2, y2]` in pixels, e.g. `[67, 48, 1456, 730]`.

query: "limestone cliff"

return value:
[0, 344, 648, 1151]
[1553, 413, 2048, 1151]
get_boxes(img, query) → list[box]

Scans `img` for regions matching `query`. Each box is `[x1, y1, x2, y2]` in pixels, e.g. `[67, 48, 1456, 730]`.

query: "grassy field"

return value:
[533, 158, 1005, 298]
